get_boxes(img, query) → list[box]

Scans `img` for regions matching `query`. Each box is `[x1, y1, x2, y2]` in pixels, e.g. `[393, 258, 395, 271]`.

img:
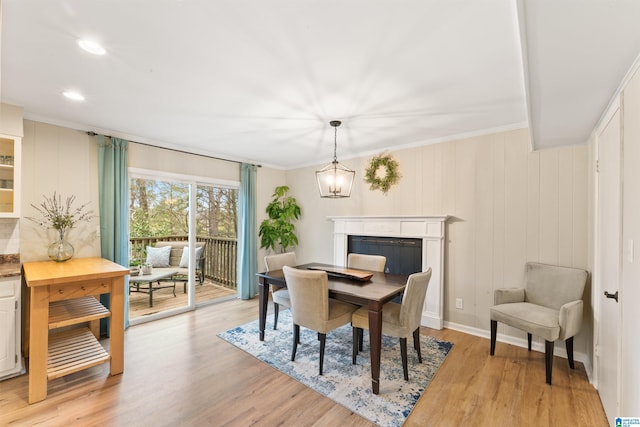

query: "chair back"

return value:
[265, 252, 297, 272]
[524, 262, 587, 310]
[282, 266, 329, 329]
[347, 253, 386, 272]
[399, 269, 432, 330]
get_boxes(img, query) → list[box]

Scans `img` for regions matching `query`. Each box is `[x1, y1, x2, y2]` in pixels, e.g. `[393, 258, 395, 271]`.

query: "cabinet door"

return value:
[0, 297, 17, 373]
[0, 135, 21, 218]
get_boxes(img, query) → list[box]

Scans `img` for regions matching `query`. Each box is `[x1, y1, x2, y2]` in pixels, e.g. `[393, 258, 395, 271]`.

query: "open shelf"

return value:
[47, 327, 110, 380]
[49, 296, 110, 329]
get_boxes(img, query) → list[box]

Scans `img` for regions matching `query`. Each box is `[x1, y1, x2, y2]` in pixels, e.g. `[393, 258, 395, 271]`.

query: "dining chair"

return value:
[347, 253, 386, 272]
[264, 252, 297, 330]
[282, 266, 359, 375]
[351, 268, 432, 381]
[490, 262, 588, 384]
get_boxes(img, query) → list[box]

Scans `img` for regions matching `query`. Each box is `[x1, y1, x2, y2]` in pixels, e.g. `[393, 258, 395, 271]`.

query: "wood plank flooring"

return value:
[0, 298, 608, 427]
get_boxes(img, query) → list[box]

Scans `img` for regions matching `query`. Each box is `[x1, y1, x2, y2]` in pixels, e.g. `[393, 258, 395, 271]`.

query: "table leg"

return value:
[28, 286, 50, 404]
[149, 281, 153, 307]
[109, 277, 125, 375]
[368, 306, 383, 395]
[258, 280, 269, 341]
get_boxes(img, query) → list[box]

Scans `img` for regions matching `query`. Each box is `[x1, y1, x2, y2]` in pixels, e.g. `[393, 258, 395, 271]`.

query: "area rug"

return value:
[217, 310, 453, 426]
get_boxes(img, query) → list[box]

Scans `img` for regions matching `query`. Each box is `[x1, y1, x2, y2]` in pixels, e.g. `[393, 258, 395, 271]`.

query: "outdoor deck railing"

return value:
[129, 235, 238, 290]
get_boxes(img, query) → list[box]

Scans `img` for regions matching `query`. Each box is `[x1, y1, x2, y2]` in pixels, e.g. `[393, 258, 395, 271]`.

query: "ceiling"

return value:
[2, 1, 640, 169]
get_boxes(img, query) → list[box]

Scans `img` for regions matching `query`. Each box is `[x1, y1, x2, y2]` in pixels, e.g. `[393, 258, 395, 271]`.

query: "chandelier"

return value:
[315, 120, 355, 198]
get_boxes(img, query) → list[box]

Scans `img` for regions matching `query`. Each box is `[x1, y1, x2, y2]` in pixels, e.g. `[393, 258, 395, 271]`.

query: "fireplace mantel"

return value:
[328, 215, 449, 329]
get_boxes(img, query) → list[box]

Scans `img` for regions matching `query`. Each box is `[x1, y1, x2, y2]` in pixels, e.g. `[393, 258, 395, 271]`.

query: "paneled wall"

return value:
[285, 128, 590, 360]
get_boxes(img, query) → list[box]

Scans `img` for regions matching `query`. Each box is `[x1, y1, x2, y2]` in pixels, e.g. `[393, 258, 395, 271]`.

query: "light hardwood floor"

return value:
[0, 298, 608, 427]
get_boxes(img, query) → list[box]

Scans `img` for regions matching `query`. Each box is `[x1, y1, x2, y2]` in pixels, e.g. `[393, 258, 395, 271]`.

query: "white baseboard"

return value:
[421, 313, 443, 330]
[442, 320, 590, 368]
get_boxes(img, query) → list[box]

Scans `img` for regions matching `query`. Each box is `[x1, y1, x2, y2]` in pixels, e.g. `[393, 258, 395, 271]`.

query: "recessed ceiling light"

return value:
[77, 39, 106, 55]
[63, 91, 85, 101]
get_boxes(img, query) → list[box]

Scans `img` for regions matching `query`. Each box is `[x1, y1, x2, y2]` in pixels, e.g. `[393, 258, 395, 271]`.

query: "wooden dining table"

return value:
[256, 262, 408, 395]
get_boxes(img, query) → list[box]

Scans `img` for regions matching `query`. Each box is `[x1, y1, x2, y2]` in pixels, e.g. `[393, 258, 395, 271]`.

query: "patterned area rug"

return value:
[217, 310, 453, 426]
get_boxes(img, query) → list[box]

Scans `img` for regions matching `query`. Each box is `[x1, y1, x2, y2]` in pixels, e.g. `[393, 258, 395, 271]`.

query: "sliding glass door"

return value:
[128, 170, 238, 324]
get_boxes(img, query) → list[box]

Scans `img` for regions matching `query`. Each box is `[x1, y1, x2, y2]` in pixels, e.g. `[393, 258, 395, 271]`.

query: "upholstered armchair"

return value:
[490, 262, 588, 384]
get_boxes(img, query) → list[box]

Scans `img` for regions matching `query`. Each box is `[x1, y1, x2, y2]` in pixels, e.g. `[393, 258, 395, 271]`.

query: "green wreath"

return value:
[364, 154, 401, 194]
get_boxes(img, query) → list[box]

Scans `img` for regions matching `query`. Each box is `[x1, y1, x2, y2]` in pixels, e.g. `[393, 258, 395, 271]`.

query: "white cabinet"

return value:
[0, 277, 23, 380]
[0, 135, 21, 218]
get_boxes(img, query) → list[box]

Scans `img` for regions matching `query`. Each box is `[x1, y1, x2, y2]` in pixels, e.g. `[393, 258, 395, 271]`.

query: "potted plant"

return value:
[259, 185, 302, 253]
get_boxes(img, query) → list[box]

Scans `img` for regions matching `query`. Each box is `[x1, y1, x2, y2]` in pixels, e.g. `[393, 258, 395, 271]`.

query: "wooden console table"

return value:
[22, 257, 129, 403]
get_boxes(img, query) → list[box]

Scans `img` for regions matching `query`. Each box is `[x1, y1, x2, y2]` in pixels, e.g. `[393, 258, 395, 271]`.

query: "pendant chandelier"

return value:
[315, 120, 355, 198]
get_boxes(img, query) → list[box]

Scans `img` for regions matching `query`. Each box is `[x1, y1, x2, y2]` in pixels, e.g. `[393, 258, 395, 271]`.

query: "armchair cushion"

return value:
[490, 302, 560, 342]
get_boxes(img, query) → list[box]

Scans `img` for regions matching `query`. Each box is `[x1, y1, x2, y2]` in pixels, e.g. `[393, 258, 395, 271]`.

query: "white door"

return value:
[596, 108, 621, 421]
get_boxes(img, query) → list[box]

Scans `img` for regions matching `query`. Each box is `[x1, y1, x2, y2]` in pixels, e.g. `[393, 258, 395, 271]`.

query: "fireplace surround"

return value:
[329, 215, 448, 329]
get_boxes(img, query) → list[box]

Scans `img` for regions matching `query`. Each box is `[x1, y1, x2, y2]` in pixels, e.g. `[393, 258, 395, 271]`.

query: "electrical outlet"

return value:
[455, 298, 463, 310]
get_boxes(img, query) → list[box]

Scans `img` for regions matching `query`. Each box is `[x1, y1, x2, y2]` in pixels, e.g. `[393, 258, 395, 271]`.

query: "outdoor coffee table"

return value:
[129, 269, 178, 307]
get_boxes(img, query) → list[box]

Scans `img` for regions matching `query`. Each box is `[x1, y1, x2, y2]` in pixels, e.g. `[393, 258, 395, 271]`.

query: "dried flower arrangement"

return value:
[26, 192, 95, 240]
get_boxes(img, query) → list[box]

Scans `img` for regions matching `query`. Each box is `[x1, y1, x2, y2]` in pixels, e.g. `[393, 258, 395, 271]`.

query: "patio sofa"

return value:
[150, 240, 206, 288]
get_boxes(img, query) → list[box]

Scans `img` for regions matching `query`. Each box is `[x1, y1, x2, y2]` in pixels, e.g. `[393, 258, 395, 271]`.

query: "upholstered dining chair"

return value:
[282, 266, 359, 375]
[347, 253, 386, 273]
[490, 262, 588, 385]
[351, 268, 432, 381]
[264, 252, 297, 330]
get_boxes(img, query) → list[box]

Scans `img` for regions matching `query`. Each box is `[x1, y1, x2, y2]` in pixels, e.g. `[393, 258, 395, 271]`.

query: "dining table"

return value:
[256, 262, 408, 395]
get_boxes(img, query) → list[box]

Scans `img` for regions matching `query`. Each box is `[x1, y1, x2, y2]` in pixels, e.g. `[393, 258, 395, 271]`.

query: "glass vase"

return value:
[48, 232, 74, 262]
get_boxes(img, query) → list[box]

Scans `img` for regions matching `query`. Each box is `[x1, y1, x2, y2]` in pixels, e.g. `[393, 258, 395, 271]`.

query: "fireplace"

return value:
[329, 215, 448, 329]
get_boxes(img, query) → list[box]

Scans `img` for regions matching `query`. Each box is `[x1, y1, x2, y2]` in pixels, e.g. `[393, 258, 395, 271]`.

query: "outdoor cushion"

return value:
[146, 245, 172, 267]
[179, 245, 204, 267]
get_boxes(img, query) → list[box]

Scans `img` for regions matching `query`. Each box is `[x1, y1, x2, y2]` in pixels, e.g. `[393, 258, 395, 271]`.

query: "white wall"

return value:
[20, 121, 101, 261]
[285, 128, 591, 363]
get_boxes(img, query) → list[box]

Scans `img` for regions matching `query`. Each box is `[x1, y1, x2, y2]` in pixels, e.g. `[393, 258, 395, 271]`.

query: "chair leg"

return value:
[319, 333, 326, 375]
[413, 328, 422, 363]
[291, 324, 299, 361]
[400, 337, 409, 381]
[490, 320, 497, 355]
[352, 327, 359, 364]
[273, 302, 279, 330]
[528, 333, 533, 351]
[566, 337, 575, 369]
[358, 328, 364, 351]
[545, 340, 554, 385]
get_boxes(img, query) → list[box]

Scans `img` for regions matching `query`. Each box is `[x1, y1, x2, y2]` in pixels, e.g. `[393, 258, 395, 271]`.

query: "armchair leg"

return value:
[566, 337, 575, 369]
[413, 328, 422, 363]
[291, 324, 299, 362]
[528, 333, 532, 351]
[319, 333, 326, 375]
[273, 302, 280, 330]
[490, 320, 497, 356]
[400, 337, 409, 381]
[545, 340, 554, 385]
[352, 327, 359, 364]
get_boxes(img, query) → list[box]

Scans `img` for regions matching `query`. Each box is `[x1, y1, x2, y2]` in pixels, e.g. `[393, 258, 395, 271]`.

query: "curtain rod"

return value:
[87, 131, 262, 167]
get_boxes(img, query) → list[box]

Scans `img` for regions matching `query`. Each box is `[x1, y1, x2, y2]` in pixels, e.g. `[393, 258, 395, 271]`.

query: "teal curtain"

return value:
[237, 163, 258, 299]
[98, 136, 130, 331]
